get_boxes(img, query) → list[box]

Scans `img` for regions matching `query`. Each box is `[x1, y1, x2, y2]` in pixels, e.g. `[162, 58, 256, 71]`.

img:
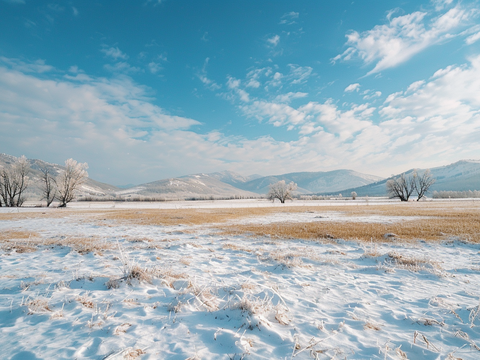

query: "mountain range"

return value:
[336, 160, 480, 197]
[0, 153, 119, 201]
[1, 153, 479, 200]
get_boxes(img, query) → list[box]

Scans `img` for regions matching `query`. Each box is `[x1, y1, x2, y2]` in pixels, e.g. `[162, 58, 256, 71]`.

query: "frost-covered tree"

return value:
[56, 159, 88, 207]
[413, 169, 435, 201]
[0, 155, 30, 207]
[386, 173, 415, 201]
[267, 180, 297, 203]
[351, 191, 357, 200]
[386, 170, 435, 202]
[39, 165, 57, 207]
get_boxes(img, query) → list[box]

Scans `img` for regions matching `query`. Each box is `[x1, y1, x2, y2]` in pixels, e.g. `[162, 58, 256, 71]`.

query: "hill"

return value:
[235, 170, 384, 194]
[335, 160, 480, 197]
[0, 153, 119, 201]
[116, 173, 259, 200]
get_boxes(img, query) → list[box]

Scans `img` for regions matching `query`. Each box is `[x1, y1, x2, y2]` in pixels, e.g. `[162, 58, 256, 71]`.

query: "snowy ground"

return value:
[1, 201, 480, 359]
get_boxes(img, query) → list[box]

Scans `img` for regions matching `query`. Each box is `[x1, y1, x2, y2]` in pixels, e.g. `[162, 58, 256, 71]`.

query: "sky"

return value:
[1, 0, 480, 185]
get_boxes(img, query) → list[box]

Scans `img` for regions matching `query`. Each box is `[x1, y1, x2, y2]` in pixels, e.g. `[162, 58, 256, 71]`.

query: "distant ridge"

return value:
[333, 159, 480, 197]
[234, 170, 384, 194]
[0, 153, 119, 200]
[117, 173, 259, 199]
[1, 153, 478, 200]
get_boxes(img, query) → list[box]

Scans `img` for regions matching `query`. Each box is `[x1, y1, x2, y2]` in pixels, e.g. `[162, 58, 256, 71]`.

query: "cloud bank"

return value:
[1, 53, 480, 184]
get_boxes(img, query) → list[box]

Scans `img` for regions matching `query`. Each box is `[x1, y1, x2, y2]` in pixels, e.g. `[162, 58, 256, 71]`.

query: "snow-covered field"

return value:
[1, 200, 480, 359]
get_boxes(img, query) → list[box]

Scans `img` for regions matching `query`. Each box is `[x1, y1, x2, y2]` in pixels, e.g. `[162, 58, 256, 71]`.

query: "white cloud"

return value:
[432, 0, 454, 11]
[146, 0, 162, 6]
[226, 77, 241, 89]
[2, 56, 480, 184]
[333, 4, 478, 75]
[104, 62, 142, 74]
[288, 64, 313, 84]
[226, 77, 250, 102]
[101, 46, 129, 60]
[0, 57, 53, 73]
[274, 92, 308, 103]
[381, 55, 480, 120]
[241, 101, 307, 127]
[466, 31, 480, 45]
[406, 80, 425, 92]
[197, 57, 221, 90]
[148, 61, 162, 74]
[280, 11, 299, 25]
[344, 83, 360, 92]
[245, 68, 267, 88]
[72, 7, 78, 16]
[268, 72, 283, 87]
[267, 35, 280, 47]
[362, 90, 382, 100]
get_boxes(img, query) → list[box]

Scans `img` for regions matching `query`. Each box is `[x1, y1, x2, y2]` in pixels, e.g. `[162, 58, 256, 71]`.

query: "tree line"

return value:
[0, 156, 88, 208]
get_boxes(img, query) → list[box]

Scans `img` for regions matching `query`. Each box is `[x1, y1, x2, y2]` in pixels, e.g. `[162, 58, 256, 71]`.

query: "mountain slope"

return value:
[117, 173, 259, 199]
[196, 171, 262, 187]
[235, 170, 384, 194]
[0, 154, 119, 200]
[336, 160, 480, 197]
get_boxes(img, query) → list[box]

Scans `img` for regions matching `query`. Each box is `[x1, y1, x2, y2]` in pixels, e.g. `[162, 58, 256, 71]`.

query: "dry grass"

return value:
[267, 250, 309, 268]
[123, 348, 145, 360]
[26, 298, 52, 314]
[0, 230, 39, 241]
[97, 207, 284, 226]
[154, 269, 189, 288]
[179, 257, 192, 266]
[0, 230, 39, 253]
[125, 265, 151, 283]
[45, 236, 113, 254]
[114, 323, 132, 335]
[362, 244, 383, 257]
[218, 203, 480, 242]
[387, 252, 440, 271]
[364, 321, 381, 331]
[76, 295, 94, 309]
[1, 232, 113, 255]
[223, 243, 254, 253]
[105, 278, 120, 289]
[241, 282, 257, 291]
[2, 201, 478, 244]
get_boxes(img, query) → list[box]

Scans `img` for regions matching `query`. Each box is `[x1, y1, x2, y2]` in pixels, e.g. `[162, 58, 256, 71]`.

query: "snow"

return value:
[1, 202, 480, 359]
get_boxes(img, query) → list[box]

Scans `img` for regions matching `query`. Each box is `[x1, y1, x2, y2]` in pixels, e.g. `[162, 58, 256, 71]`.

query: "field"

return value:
[1, 199, 480, 359]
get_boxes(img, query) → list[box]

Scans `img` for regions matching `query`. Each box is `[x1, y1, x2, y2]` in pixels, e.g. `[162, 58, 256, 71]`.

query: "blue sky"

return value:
[1, 0, 480, 185]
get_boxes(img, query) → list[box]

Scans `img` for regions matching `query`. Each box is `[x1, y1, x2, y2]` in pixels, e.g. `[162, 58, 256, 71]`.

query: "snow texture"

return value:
[1, 202, 480, 359]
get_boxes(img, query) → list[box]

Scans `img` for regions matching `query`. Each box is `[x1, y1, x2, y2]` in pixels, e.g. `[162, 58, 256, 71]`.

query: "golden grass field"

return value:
[1, 200, 479, 243]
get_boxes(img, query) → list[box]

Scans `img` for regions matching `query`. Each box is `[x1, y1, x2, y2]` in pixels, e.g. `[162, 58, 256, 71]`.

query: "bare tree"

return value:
[267, 180, 297, 203]
[39, 165, 57, 207]
[56, 159, 88, 207]
[413, 169, 435, 201]
[0, 156, 30, 207]
[386, 170, 436, 202]
[386, 173, 416, 201]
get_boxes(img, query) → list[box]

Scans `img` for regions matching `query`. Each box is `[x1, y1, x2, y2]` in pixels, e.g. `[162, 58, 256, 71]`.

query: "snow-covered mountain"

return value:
[336, 159, 480, 197]
[194, 170, 262, 187]
[234, 170, 384, 194]
[2, 153, 478, 200]
[119, 173, 259, 199]
[0, 153, 119, 201]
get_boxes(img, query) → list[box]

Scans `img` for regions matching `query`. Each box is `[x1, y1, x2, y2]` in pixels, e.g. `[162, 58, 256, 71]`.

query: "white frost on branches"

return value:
[267, 180, 297, 203]
[56, 158, 88, 207]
